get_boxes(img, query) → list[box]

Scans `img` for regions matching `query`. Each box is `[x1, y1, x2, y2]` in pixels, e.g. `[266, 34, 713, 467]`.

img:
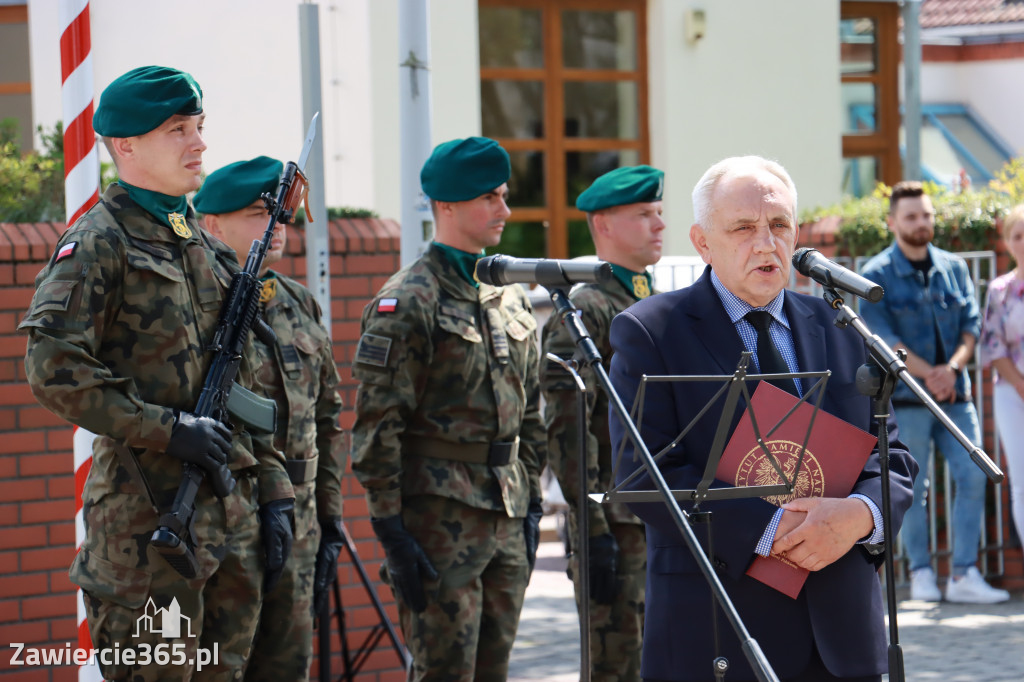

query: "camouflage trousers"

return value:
[71, 475, 263, 681]
[568, 521, 646, 682]
[388, 495, 531, 682]
[245, 481, 319, 682]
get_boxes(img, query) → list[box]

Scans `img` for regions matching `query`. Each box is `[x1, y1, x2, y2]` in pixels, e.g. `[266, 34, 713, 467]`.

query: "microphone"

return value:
[474, 255, 613, 288]
[792, 247, 884, 303]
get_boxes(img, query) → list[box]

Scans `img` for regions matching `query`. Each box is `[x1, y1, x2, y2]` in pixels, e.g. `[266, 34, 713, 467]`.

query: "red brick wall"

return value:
[0, 218, 407, 681]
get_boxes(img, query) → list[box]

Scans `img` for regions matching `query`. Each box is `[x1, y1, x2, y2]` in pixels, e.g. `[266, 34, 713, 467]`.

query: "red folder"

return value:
[714, 382, 876, 598]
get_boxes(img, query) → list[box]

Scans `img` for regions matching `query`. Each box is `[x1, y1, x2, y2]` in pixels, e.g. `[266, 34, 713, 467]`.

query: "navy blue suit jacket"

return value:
[608, 268, 917, 681]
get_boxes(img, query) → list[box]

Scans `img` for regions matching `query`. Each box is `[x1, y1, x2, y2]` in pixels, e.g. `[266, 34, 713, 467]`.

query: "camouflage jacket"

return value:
[541, 278, 643, 534]
[19, 184, 291, 505]
[350, 243, 546, 519]
[254, 272, 346, 518]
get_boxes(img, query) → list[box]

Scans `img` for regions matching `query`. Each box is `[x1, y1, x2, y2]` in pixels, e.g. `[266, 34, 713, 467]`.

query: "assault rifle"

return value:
[151, 114, 319, 578]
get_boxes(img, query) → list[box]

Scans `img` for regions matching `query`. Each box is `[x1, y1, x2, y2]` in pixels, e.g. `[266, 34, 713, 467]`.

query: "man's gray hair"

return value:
[691, 155, 798, 229]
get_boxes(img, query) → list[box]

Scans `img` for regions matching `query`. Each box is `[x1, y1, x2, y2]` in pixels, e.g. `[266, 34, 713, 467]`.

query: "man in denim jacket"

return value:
[860, 181, 1009, 604]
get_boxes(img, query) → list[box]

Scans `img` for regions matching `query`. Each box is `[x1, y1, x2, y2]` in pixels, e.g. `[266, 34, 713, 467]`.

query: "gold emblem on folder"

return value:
[734, 439, 825, 507]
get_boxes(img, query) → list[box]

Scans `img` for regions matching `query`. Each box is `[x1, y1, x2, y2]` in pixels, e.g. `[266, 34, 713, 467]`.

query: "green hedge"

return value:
[290, 205, 379, 225]
[0, 119, 65, 222]
[803, 158, 1024, 258]
[0, 116, 376, 225]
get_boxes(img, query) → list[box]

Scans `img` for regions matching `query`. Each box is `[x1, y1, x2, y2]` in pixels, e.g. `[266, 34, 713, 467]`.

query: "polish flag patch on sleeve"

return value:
[377, 297, 399, 313]
[55, 242, 77, 263]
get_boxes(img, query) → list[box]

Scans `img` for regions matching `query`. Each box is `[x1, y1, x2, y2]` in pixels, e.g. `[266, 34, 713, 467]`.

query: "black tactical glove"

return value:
[166, 411, 231, 470]
[589, 532, 620, 605]
[260, 498, 295, 592]
[371, 515, 438, 613]
[313, 516, 346, 619]
[523, 498, 544, 573]
[165, 411, 235, 497]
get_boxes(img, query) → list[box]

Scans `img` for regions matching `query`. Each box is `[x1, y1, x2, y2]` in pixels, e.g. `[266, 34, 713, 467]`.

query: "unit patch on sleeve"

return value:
[355, 333, 393, 367]
[55, 242, 77, 263]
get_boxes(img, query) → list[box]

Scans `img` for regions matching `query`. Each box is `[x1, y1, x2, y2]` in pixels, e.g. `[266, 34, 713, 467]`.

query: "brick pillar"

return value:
[0, 217, 408, 681]
[278, 217, 409, 681]
[0, 221, 79, 682]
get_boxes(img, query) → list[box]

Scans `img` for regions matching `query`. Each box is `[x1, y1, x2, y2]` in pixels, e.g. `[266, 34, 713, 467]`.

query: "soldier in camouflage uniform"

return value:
[194, 157, 346, 682]
[351, 137, 546, 682]
[541, 166, 666, 682]
[19, 67, 294, 681]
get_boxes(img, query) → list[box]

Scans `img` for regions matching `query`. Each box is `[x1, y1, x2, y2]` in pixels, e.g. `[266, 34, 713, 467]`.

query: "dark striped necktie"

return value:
[745, 310, 798, 395]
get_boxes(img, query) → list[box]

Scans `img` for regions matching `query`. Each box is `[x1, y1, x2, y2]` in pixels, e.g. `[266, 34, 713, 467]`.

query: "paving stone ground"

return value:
[509, 539, 1024, 682]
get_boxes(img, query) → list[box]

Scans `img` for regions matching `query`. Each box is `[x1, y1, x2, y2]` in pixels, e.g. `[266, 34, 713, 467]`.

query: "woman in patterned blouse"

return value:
[980, 203, 1024, 545]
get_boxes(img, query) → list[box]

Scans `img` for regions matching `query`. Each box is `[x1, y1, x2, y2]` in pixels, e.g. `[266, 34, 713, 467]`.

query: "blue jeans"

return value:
[895, 402, 986, 572]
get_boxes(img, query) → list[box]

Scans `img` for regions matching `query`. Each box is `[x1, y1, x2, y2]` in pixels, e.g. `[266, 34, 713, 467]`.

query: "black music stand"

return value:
[602, 354, 832, 682]
[318, 523, 410, 682]
[607, 354, 830, 507]
[548, 286, 832, 682]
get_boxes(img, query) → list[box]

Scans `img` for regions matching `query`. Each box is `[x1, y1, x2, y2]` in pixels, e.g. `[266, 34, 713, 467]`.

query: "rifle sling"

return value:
[110, 438, 160, 515]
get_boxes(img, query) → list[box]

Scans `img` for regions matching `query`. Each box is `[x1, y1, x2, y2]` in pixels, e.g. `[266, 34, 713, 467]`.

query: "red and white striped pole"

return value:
[60, 0, 99, 226]
[60, 1, 101, 680]
[72, 427, 100, 681]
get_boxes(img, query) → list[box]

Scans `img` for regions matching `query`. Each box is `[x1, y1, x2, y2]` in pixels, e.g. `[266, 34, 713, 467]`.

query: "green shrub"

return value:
[990, 158, 1024, 204]
[802, 185, 890, 258]
[803, 161, 1024, 258]
[0, 118, 121, 223]
[0, 119, 65, 222]
[0, 116, 371, 227]
[932, 186, 1007, 253]
[291, 205, 379, 225]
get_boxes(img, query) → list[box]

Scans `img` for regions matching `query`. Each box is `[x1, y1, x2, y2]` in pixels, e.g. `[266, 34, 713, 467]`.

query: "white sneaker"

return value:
[909, 567, 942, 602]
[945, 567, 1011, 604]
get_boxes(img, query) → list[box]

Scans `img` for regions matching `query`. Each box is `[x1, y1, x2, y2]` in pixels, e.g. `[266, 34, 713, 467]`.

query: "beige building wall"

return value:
[921, 60, 1024, 156]
[369, 0, 845, 256]
[26, 0, 844, 252]
[648, 0, 843, 255]
[369, 0, 482, 229]
[26, 0, 375, 210]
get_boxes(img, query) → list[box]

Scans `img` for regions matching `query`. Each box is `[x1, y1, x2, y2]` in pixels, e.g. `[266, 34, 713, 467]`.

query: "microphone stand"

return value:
[820, 285, 1003, 482]
[548, 287, 779, 682]
[815, 280, 1005, 682]
[545, 352, 592, 682]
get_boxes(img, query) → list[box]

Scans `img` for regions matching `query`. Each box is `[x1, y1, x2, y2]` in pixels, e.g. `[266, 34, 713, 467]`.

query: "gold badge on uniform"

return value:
[259, 278, 277, 303]
[632, 274, 651, 299]
[168, 212, 192, 239]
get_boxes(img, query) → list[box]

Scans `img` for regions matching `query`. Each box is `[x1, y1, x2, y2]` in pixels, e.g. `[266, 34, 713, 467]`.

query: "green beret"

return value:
[93, 65, 203, 137]
[576, 165, 665, 212]
[193, 156, 283, 215]
[420, 137, 511, 202]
